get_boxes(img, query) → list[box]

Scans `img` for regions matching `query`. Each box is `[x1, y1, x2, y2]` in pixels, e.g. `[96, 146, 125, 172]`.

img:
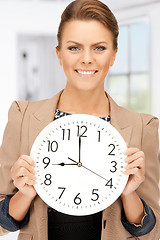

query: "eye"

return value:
[95, 46, 106, 51]
[68, 46, 80, 51]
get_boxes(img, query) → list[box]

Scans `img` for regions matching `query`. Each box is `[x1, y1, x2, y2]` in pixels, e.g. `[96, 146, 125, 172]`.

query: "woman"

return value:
[0, 0, 160, 239]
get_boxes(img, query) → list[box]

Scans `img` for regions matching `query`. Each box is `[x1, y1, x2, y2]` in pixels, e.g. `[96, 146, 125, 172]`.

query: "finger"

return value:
[124, 151, 144, 164]
[14, 176, 37, 189]
[124, 157, 144, 170]
[24, 176, 37, 186]
[123, 147, 141, 156]
[14, 167, 37, 180]
[14, 177, 27, 189]
[123, 168, 145, 182]
[123, 167, 140, 175]
[20, 155, 36, 167]
[11, 155, 36, 179]
[17, 159, 36, 175]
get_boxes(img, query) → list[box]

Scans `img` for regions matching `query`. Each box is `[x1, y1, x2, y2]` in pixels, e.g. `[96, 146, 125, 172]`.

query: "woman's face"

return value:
[56, 20, 117, 92]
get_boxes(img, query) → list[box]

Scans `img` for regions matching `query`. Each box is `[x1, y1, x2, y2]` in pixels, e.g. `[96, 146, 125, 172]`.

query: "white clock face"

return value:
[30, 114, 128, 216]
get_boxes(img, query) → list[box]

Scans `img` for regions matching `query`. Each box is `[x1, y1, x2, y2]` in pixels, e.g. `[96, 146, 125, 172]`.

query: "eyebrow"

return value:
[66, 41, 108, 46]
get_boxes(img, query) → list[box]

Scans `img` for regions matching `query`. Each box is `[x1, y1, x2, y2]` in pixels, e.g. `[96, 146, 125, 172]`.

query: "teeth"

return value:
[77, 70, 96, 75]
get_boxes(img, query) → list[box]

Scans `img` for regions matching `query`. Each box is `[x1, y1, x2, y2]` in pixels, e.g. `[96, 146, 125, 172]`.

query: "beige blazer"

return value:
[0, 91, 160, 240]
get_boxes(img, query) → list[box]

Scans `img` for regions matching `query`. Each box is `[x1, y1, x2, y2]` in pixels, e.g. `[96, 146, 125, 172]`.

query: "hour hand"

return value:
[68, 157, 78, 164]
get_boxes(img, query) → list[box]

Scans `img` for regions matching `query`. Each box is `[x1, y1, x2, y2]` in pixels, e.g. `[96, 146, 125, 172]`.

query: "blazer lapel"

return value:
[29, 91, 63, 152]
[107, 93, 133, 146]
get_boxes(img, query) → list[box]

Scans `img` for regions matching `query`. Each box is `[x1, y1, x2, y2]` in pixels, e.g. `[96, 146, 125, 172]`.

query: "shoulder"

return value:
[116, 104, 158, 128]
[11, 91, 63, 116]
[13, 99, 47, 112]
[9, 98, 50, 117]
[140, 112, 159, 127]
[107, 93, 159, 127]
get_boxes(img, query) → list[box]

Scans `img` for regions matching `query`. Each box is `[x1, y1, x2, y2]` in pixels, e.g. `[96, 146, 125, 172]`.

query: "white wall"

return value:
[0, 0, 70, 143]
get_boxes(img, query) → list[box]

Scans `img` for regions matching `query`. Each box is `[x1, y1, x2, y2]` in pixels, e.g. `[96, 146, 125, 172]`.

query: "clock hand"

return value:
[79, 136, 82, 164]
[68, 157, 78, 164]
[68, 157, 82, 167]
[82, 165, 108, 182]
[52, 162, 77, 166]
[68, 157, 108, 181]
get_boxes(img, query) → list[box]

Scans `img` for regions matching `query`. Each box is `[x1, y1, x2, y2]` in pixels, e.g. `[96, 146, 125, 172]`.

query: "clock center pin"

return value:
[78, 162, 82, 167]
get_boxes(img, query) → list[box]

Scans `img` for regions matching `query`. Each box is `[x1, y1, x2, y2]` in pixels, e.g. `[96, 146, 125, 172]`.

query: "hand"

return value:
[122, 143, 145, 197]
[11, 155, 37, 200]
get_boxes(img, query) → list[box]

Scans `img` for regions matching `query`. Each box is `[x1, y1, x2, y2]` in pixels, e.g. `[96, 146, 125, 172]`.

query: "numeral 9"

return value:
[43, 157, 50, 168]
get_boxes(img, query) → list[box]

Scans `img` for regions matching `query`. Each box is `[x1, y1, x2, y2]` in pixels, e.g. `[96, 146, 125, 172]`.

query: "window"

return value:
[106, 19, 151, 113]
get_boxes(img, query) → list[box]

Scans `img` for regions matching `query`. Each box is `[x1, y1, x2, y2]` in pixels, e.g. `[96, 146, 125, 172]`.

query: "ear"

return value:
[110, 49, 118, 67]
[56, 47, 62, 66]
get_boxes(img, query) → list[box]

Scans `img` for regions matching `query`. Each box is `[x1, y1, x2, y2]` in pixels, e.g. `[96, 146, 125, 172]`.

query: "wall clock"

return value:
[30, 114, 128, 216]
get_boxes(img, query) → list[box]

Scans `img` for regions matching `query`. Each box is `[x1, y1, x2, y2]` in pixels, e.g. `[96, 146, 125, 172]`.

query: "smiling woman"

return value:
[0, 0, 160, 240]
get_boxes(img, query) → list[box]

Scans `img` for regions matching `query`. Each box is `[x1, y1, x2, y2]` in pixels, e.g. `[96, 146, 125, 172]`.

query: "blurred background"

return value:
[0, 0, 160, 239]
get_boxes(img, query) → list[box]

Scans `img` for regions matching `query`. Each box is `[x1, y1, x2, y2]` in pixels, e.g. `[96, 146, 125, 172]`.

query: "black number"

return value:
[91, 189, 99, 201]
[74, 193, 82, 205]
[97, 131, 101, 142]
[62, 129, 70, 140]
[105, 178, 113, 188]
[110, 161, 117, 173]
[43, 157, 50, 169]
[44, 174, 52, 186]
[47, 140, 58, 152]
[108, 144, 115, 156]
[58, 187, 66, 199]
[77, 125, 87, 137]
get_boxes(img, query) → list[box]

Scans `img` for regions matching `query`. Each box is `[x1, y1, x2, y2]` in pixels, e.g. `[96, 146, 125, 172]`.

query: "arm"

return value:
[121, 116, 160, 239]
[137, 115, 160, 239]
[9, 191, 35, 222]
[121, 191, 145, 225]
[0, 194, 30, 232]
[0, 101, 34, 234]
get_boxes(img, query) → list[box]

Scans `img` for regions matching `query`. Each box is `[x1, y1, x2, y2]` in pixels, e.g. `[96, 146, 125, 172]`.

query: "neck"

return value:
[57, 86, 110, 117]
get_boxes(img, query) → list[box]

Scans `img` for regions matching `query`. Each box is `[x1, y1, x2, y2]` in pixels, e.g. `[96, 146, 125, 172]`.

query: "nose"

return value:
[81, 49, 93, 64]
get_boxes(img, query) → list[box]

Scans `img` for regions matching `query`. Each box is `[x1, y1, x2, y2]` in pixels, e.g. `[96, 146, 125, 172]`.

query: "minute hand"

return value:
[68, 157, 108, 181]
[81, 165, 108, 182]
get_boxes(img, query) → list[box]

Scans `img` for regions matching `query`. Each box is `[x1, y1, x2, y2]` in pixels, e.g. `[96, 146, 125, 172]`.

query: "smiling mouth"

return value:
[75, 69, 98, 76]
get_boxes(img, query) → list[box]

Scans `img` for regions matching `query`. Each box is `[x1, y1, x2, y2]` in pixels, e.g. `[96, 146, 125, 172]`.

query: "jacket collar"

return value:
[106, 93, 133, 145]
